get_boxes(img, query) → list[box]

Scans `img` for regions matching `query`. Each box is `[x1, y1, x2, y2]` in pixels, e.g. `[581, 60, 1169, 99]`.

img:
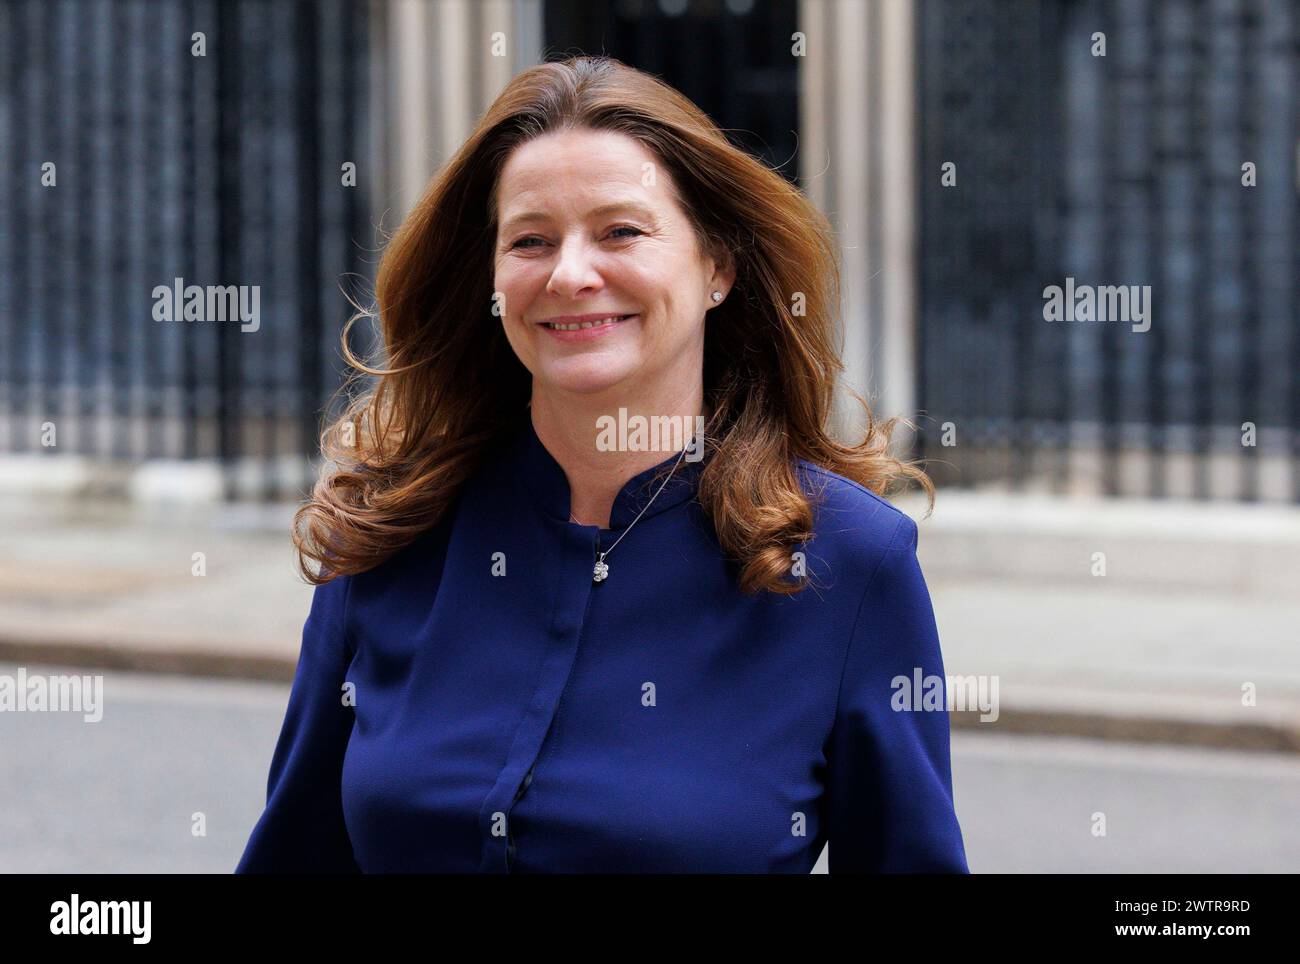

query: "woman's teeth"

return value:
[545, 315, 631, 331]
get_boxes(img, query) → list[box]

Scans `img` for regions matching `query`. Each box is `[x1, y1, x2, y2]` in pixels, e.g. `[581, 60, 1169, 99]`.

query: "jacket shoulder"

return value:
[796, 459, 913, 541]
[793, 459, 917, 585]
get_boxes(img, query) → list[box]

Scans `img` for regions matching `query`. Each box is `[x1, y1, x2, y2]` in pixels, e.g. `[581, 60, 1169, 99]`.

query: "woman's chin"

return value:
[536, 358, 638, 396]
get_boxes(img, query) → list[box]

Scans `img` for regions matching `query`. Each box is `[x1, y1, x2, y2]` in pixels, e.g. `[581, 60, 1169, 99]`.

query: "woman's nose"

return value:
[545, 237, 604, 297]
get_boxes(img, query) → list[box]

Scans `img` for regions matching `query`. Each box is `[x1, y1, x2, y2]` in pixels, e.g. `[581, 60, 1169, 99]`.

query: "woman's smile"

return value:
[540, 313, 639, 342]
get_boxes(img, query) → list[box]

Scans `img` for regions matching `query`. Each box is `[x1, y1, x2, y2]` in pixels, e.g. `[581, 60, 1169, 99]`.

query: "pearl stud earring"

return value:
[711, 291, 722, 303]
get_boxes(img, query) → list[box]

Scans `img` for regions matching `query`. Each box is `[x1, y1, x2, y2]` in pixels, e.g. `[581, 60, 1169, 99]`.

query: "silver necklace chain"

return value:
[569, 445, 691, 583]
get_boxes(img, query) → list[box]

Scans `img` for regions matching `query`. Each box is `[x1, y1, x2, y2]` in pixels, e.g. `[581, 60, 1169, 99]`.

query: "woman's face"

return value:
[493, 127, 731, 401]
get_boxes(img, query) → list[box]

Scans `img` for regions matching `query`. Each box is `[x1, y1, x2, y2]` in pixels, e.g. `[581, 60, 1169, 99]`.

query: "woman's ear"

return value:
[709, 244, 737, 301]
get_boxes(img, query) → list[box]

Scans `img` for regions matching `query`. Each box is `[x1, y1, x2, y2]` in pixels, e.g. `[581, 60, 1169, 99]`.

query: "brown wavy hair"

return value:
[295, 54, 934, 595]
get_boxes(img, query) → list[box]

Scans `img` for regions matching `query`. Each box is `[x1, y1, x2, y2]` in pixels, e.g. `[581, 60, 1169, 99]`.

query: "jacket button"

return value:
[522, 770, 533, 789]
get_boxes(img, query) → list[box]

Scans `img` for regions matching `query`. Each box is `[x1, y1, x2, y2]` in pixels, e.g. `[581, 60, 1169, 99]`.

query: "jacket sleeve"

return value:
[825, 513, 970, 873]
[235, 573, 361, 873]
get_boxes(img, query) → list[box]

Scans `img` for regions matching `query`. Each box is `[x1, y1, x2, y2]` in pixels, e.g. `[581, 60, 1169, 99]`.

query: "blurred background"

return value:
[0, 0, 1297, 873]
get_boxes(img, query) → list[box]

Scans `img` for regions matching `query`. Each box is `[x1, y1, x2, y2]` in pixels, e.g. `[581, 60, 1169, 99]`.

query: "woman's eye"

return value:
[510, 227, 639, 250]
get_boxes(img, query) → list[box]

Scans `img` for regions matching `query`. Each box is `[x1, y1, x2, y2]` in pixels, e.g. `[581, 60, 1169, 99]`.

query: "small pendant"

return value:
[592, 556, 609, 583]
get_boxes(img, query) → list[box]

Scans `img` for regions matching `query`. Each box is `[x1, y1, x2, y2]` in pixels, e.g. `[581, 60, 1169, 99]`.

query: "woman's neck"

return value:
[529, 386, 707, 529]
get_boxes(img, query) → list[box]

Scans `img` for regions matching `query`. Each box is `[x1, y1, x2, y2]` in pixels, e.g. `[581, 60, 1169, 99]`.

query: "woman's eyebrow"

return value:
[500, 201, 657, 232]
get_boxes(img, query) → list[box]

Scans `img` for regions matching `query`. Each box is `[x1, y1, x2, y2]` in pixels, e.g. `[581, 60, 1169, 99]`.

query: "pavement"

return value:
[2, 488, 1299, 754]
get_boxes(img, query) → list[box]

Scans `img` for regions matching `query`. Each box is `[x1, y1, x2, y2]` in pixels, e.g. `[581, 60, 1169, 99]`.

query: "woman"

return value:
[236, 56, 969, 874]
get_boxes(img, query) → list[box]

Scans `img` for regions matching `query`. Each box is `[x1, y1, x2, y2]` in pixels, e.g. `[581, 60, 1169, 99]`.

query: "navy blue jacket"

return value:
[235, 415, 969, 873]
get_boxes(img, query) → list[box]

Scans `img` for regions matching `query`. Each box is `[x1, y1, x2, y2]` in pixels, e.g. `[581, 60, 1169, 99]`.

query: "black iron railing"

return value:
[917, 0, 1299, 501]
[0, 0, 372, 501]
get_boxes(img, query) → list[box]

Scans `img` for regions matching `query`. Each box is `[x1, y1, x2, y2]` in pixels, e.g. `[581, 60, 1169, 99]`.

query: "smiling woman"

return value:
[490, 125, 732, 521]
[235, 55, 968, 874]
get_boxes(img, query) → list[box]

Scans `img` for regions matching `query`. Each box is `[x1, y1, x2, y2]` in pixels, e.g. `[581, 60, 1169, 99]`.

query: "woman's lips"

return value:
[540, 314, 637, 343]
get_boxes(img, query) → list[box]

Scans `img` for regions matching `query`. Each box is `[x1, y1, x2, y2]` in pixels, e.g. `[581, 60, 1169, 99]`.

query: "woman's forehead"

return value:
[500, 131, 664, 194]
[496, 162, 681, 228]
